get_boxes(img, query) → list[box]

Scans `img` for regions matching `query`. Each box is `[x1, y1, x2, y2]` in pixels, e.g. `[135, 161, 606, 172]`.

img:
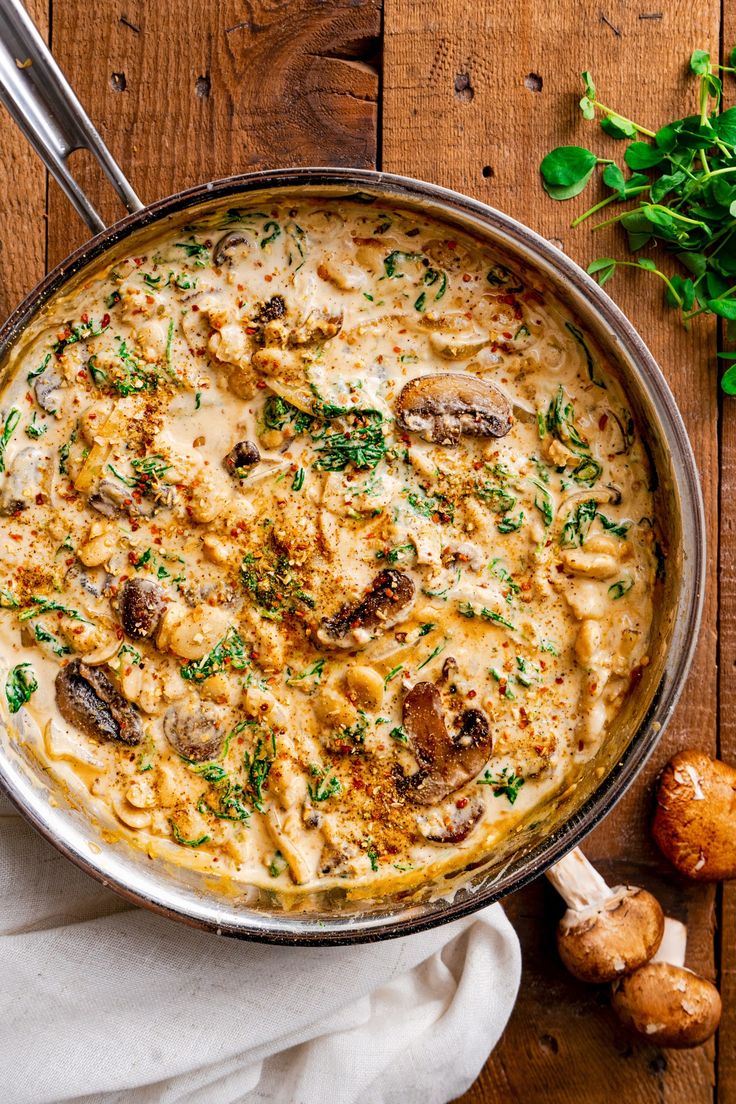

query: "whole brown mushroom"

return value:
[611, 917, 722, 1049]
[652, 749, 736, 880]
[545, 847, 664, 983]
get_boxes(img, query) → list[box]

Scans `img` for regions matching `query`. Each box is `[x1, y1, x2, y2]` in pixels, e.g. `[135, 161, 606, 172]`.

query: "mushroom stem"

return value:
[546, 847, 614, 910]
[651, 917, 687, 967]
[545, 847, 665, 984]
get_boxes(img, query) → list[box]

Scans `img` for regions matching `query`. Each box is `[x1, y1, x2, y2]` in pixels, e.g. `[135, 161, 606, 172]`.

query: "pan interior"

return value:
[0, 175, 702, 942]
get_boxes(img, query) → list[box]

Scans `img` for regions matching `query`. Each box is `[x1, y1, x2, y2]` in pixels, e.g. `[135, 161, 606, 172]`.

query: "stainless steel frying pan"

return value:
[0, 0, 706, 943]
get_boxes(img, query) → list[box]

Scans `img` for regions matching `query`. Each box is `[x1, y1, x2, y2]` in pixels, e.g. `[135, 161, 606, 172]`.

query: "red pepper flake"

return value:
[9, 534, 21, 542]
[191, 304, 200, 312]
[255, 379, 267, 389]
[133, 257, 144, 267]
[265, 274, 273, 282]
[462, 273, 471, 283]
[598, 413, 609, 431]
[393, 346, 401, 354]
[555, 676, 564, 685]
[446, 240, 457, 250]
[467, 689, 477, 699]
[456, 797, 469, 809]
[81, 312, 89, 324]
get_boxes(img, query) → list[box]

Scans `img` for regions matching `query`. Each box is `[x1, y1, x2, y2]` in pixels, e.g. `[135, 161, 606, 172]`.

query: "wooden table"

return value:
[0, 1, 731, 1100]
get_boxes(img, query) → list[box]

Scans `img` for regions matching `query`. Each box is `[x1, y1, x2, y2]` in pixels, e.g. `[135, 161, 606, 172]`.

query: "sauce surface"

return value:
[0, 198, 658, 898]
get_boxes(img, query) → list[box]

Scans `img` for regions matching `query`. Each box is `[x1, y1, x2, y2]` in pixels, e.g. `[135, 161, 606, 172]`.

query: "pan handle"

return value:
[0, 0, 144, 233]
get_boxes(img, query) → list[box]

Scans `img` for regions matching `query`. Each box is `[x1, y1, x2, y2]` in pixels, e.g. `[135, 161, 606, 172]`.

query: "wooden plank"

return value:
[0, 0, 48, 321]
[717, 10, 736, 1102]
[382, 2, 721, 1101]
[47, 0, 380, 267]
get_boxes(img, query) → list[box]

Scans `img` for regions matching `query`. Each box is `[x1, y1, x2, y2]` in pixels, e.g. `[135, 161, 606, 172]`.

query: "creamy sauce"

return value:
[0, 198, 658, 899]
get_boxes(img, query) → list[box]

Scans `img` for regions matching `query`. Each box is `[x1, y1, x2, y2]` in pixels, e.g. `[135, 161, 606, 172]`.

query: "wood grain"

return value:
[46, 0, 380, 266]
[717, 8, 736, 1102]
[0, 0, 47, 320]
[0, 0, 732, 1100]
[382, 1, 720, 1100]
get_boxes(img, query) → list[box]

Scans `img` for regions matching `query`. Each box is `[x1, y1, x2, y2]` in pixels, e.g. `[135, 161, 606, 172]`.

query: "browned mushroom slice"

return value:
[34, 362, 65, 412]
[163, 703, 224, 762]
[396, 373, 512, 446]
[119, 578, 164, 640]
[212, 231, 249, 267]
[56, 659, 143, 746]
[255, 296, 286, 324]
[419, 796, 484, 843]
[400, 681, 491, 804]
[223, 440, 260, 477]
[316, 569, 415, 649]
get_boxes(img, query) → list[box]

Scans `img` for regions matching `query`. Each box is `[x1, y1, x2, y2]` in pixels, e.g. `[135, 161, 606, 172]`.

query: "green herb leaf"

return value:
[169, 820, 210, 847]
[477, 767, 525, 803]
[624, 142, 665, 169]
[608, 577, 634, 599]
[0, 409, 20, 472]
[180, 626, 250, 682]
[5, 663, 37, 714]
[601, 114, 637, 140]
[540, 146, 598, 188]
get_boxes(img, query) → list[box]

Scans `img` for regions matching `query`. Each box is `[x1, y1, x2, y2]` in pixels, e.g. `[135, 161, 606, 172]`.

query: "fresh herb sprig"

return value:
[539, 51, 736, 391]
[477, 767, 525, 804]
[180, 626, 250, 682]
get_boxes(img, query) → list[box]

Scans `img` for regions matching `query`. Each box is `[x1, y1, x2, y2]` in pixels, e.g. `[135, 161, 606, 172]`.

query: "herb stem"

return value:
[589, 99, 656, 138]
[571, 185, 649, 228]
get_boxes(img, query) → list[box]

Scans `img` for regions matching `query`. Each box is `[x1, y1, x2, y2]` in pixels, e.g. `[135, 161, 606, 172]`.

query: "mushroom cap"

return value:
[56, 659, 143, 747]
[652, 749, 736, 881]
[557, 885, 664, 983]
[316, 569, 415, 649]
[395, 372, 512, 445]
[611, 962, 721, 1048]
[400, 679, 492, 805]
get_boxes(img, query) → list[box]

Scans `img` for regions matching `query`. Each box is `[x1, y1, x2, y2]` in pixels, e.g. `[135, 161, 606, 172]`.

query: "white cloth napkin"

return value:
[0, 793, 521, 1104]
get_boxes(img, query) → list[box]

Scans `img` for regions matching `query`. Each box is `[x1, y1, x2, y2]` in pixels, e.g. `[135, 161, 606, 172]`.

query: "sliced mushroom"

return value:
[34, 361, 65, 412]
[224, 440, 260, 477]
[88, 477, 173, 519]
[400, 681, 492, 805]
[396, 373, 512, 446]
[418, 796, 484, 843]
[163, 702, 225, 762]
[316, 569, 415, 649]
[289, 308, 343, 347]
[119, 578, 165, 640]
[255, 296, 286, 324]
[56, 659, 143, 746]
[212, 231, 249, 267]
[0, 447, 48, 515]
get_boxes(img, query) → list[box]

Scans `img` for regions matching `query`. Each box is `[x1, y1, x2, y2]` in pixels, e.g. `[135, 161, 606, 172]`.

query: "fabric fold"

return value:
[0, 795, 520, 1104]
